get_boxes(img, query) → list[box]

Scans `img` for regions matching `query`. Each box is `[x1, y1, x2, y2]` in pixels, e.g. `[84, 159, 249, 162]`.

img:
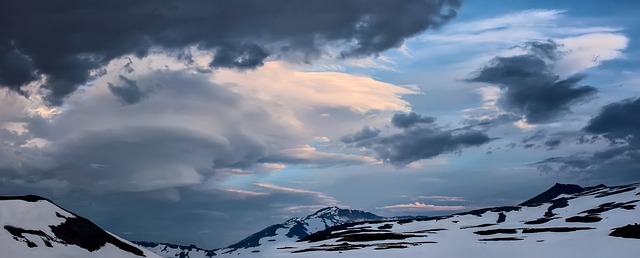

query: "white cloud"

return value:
[215, 61, 416, 114]
[254, 182, 338, 206]
[555, 33, 629, 76]
[418, 196, 466, 202]
[377, 201, 466, 212]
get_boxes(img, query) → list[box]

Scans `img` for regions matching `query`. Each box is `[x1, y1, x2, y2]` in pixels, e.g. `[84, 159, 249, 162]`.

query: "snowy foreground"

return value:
[0, 195, 160, 258]
[140, 183, 640, 258]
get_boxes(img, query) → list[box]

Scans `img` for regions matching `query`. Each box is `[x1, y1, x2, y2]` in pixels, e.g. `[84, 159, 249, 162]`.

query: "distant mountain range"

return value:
[2, 182, 639, 258]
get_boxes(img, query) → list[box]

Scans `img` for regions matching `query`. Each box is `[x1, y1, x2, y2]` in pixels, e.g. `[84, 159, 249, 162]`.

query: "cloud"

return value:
[555, 33, 628, 76]
[514, 129, 561, 150]
[418, 195, 466, 202]
[0, 55, 412, 195]
[584, 98, 640, 140]
[420, 9, 623, 46]
[0, 0, 461, 104]
[342, 113, 493, 166]
[537, 97, 640, 183]
[254, 183, 338, 207]
[340, 126, 381, 144]
[107, 75, 148, 105]
[215, 62, 418, 114]
[468, 40, 597, 123]
[391, 112, 436, 128]
[378, 201, 466, 212]
[0, 47, 423, 198]
[261, 145, 378, 168]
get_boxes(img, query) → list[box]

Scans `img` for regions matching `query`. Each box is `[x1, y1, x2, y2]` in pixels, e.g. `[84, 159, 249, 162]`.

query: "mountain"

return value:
[142, 182, 640, 258]
[290, 182, 640, 258]
[0, 195, 160, 258]
[225, 206, 383, 250]
[519, 183, 586, 206]
[136, 206, 384, 257]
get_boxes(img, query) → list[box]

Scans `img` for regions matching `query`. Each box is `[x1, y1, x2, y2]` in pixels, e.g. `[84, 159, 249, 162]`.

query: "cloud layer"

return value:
[538, 97, 640, 182]
[0, 0, 460, 104]
[342, 112, 493, 166]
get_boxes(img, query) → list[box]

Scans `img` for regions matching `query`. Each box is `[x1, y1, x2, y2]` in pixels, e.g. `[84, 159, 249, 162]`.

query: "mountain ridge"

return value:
[0, 195, 160, 258]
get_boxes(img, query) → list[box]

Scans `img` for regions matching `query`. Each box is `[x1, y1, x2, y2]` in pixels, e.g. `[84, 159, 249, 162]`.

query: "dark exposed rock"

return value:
[478, 237, 523, 241]
[377, 224, 393, 230]
[374, 244, 408, 250]
[565, 215, 602, 223]
[455, 206, 521, 217]
[337, 233, 422, 242]
[595, 186, 637, 198]
[285, 222, 308, 239]
[461, 223, 497, 229]
[524, 217, 557, 225]
[496, 212, 507, 223]
[609, 224, 640, 239]
[545, 198, 570, 217]
[0, 195, 51, 202]
[522, 227, 594, 233]
[581, 200, 638, 215]
[473, 229, 518, 235]
[4, 225, 56, 248]
[404, 228, 447, 234]
[49, 214, 145, 256]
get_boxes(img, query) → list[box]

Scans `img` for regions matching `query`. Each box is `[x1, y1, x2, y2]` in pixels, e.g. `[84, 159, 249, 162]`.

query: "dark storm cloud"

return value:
[343, 115, 493, 166]
[0, 0, 461, 105]
[210, 43, 270, 69]
[391, 112, 436, 128]
[0, 42, 37, 96]
[108, 76, 147, 105]
[584, 98, 640, 140]
[537, 97, 640, 182]
[468, 40, 597, 124]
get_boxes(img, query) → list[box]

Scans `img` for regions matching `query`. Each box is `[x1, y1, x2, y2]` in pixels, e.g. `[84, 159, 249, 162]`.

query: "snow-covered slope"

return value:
[136, 207, 383, 258]
[270, 183, 640, 258]
[0, 195, 160, 258]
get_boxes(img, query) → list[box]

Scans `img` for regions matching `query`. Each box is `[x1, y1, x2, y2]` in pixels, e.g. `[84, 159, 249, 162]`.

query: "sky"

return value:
[1, 0, 639, 249]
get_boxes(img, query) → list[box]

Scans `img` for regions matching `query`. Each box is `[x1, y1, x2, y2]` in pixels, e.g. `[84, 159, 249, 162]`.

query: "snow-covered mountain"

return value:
[140, 182, 640, 258]
[0, 195, 160, 258]
[282, 183, 640, 258]
[136, 207, 383, 258]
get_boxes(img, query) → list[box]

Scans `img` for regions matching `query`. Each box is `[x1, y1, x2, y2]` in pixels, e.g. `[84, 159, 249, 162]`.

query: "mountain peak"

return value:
[519, 183, 584, 206]
[308, 206, 344, 217]
[305, 206, 383, 222]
